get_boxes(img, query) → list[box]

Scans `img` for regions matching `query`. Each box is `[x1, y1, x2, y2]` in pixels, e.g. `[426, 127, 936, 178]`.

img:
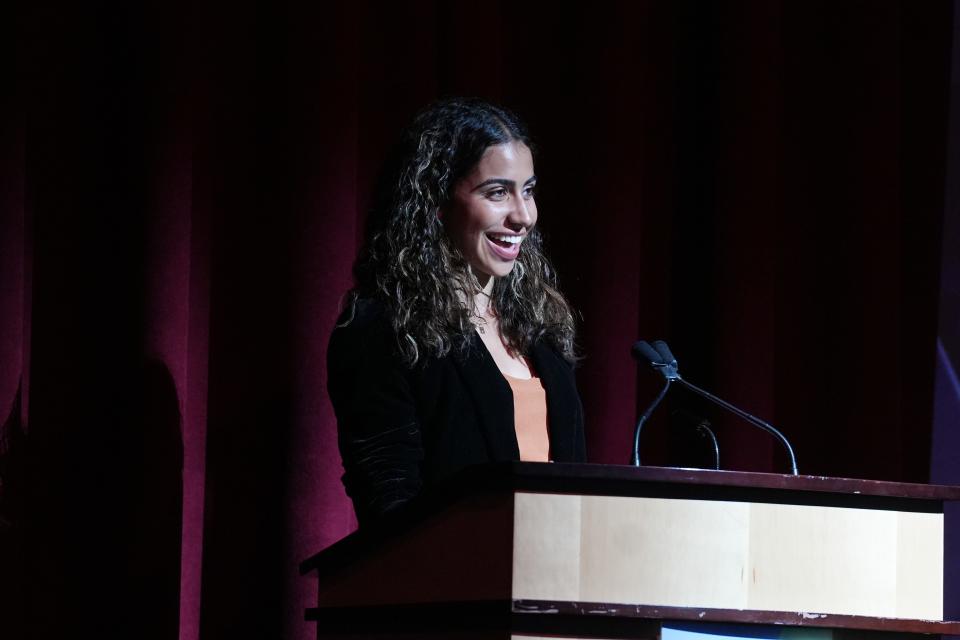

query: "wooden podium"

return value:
[300, 463, 960, 639]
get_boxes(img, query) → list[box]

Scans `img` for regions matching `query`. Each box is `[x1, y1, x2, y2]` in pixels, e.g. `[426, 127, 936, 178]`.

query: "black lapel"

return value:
[529, 341, 579, 462]
[450, 332, 520, 461]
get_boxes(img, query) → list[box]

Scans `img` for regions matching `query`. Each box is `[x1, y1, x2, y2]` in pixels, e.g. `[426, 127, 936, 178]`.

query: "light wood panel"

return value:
[512, 492, 943, 620]
[512, 492, 583, 601]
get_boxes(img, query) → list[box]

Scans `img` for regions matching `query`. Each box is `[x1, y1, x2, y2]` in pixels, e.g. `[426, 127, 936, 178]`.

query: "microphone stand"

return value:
[631, 378, 672, 466]
[632, 341, 798, 476]
[672, 377, 797, 476]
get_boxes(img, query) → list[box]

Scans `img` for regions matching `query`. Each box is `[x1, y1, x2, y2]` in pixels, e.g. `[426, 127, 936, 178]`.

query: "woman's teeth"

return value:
[488, 234, 523, 245]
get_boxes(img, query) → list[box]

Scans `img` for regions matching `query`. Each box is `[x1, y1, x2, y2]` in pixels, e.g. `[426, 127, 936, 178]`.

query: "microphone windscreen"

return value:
[652, 340, 677, 365]
[632, 341, 664, 365]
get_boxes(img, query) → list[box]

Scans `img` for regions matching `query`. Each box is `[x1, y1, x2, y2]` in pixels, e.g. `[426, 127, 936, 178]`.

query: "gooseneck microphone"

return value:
[630, 341, 675, 467]
[672, 409, 720, 471]
[631, 340, 799, 475]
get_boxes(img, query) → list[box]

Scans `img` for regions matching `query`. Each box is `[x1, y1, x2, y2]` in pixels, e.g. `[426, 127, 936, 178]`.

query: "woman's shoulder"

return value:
[531, 332, 577, 370]
[329, 296, 395, 352]
[328, 297, 405, 382]
[335, 296, 389, 331]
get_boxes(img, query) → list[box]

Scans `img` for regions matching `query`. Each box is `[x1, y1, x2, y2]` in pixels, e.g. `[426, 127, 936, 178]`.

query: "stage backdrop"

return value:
[1, 1, 955, 639]
[931, 0, 960, 627]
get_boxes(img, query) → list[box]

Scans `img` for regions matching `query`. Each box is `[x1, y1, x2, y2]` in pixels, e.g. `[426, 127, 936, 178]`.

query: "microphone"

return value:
[630, 341, 676, 466]
[695, 418, 721, 471]
[672, 409, 720, 471]
[631, 340, 798, 475]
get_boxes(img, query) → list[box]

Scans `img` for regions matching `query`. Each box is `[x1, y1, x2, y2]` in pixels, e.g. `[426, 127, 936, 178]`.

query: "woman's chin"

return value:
[477, 261, 516, 282]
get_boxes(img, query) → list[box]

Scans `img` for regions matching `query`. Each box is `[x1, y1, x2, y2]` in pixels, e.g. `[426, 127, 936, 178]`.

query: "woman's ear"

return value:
[436, 207, 444, 221]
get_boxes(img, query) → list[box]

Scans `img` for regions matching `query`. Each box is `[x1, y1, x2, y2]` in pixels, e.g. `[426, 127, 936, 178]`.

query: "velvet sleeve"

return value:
[326, 304, 424, 526]
[571, 364, 587, 462]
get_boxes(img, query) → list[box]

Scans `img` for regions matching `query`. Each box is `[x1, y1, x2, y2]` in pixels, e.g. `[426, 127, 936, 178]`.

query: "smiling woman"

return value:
[328, 98, 585, 526]
[443, 141, 538, 282]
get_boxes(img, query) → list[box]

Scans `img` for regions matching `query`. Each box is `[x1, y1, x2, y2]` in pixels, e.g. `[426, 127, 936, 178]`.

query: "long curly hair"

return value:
[346, 97, 576, 366]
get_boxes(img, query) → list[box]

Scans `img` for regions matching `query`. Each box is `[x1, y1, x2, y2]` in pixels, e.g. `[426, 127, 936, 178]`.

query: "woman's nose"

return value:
[509, 195, 534, 227]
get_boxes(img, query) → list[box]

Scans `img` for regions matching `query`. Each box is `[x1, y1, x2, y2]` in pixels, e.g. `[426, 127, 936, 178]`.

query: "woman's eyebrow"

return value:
[472, 176, 538, 191]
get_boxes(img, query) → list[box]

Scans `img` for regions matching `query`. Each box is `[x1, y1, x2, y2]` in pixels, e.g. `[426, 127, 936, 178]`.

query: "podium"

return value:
[300, 463, 960, 639]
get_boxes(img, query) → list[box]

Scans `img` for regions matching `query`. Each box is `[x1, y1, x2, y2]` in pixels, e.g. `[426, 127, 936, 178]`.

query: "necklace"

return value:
[474, 307, 494, 335]
[473, 285, 494, 334]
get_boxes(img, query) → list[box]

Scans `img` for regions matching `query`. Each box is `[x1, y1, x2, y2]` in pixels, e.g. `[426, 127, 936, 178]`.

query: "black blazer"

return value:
[327, 299, 586, 525]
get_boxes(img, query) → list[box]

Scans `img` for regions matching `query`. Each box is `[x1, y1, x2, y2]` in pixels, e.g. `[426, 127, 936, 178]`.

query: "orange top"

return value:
[505, 374, 551, 462]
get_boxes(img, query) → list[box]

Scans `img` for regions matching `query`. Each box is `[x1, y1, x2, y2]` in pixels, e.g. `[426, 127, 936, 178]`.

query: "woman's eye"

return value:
[523, 186, 536, 198]
[487, 188, 507, 199]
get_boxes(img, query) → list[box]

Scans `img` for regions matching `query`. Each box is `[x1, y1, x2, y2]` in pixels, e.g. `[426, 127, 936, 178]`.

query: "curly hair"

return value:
[346, 97, 576, 366]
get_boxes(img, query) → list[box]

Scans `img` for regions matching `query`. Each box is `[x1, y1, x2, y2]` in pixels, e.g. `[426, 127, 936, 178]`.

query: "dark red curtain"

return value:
[1, 1, 952, 639]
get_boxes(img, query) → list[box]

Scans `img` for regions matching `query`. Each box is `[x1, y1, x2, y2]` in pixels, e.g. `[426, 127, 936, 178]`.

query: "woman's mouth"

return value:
[485, 233, 523, 260]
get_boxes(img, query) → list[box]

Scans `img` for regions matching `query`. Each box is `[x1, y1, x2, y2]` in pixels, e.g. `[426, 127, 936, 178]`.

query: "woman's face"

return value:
[443, 141, 537, 286]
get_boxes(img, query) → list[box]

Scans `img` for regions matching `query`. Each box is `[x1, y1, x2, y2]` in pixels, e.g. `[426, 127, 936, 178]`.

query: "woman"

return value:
[328, 97, 585, 526]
